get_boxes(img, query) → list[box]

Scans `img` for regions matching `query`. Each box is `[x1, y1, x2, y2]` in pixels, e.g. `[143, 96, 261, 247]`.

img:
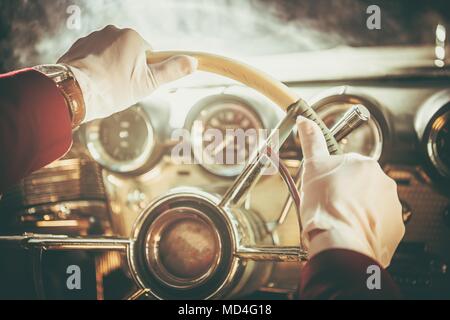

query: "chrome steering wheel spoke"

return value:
[0, 234, 132, 251]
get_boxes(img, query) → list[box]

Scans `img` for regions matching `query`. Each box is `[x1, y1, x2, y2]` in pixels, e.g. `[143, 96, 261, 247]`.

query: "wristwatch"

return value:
[33, 64, 86, 128]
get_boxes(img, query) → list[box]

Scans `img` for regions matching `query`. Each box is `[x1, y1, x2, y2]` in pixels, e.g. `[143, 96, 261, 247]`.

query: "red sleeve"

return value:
[0, 68, 73, 192]
[299, 249, 402, 300]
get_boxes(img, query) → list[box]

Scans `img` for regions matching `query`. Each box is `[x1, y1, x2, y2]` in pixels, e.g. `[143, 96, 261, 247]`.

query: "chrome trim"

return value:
[415, 89, 450, 179]
[143, 207, 222, 289]
[127, 190, 243, 300]
[330, 104, 370, 142]
[0, 234, 131, 251]
[236, 246, 307, 262]
[125, 288, 150, 300]
[427, 110, 450, 177]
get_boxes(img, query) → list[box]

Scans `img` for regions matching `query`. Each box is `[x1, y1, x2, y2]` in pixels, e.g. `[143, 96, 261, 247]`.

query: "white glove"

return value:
[296, 117, 405, 268]
[58, 25, 197, 123]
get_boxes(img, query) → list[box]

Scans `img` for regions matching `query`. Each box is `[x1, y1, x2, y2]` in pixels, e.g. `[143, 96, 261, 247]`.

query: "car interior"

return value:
[0, 0, 449, 300]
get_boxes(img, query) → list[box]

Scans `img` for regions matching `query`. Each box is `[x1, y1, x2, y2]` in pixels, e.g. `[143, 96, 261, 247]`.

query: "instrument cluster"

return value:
[79, 87, 397, 179]
[80, 88, 283, 180]
[76, 85, 450, 220]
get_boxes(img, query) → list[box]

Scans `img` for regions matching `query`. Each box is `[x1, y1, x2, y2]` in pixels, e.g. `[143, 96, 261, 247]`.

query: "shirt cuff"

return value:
[307, 225, 376, 263]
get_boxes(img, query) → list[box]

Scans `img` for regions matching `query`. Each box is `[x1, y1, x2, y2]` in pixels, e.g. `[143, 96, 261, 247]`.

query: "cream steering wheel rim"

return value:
[147, 51, 298, 110]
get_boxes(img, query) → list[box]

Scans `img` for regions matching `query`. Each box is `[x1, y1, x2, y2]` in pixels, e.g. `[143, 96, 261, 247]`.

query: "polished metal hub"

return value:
[129, 191, 238, 299]
[144, 207, 222, 287]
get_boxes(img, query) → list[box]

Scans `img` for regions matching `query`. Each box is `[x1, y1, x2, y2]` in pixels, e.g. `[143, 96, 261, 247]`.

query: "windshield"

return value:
[1, 0, 449, 71]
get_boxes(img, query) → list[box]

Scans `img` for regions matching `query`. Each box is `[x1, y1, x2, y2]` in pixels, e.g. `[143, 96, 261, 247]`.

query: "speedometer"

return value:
[85, 106, 156, 174]
[98, 110, 150, 162]
[316, 102, 384, 160]
[189, 98, 264, 177]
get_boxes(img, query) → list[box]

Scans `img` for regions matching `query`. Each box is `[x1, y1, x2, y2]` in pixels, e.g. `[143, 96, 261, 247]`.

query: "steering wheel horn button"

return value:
[144, 207, 222, 288]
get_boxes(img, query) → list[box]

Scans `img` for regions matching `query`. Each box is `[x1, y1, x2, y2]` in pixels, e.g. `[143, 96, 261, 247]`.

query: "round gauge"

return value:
[85, 106, 156, 173]
[426, 109, 450, 178]
[190, 100, 264, 177]
[316, 102, 384, 160]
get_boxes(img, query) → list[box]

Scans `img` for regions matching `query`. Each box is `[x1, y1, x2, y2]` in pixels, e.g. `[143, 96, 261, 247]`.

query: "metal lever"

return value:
[330, 104, 371, 142]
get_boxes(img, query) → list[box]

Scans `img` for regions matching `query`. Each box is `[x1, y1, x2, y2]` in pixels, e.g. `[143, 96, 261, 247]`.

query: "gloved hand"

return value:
[58, 25, 197, 123]
[296, 117, 405, 268]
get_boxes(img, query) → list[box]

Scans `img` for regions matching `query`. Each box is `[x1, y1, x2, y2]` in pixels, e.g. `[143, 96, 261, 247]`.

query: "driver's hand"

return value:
[296, 117, 405, 268]
[58, 25, 197, 123]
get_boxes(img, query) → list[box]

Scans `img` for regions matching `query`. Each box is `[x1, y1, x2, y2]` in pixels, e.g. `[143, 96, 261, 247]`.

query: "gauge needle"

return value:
[212, 134, 234, 157]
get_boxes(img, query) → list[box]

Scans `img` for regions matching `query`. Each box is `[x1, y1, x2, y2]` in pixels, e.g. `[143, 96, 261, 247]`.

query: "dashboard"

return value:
[1, 50, 450, 300]
[81, 79, 450, 298]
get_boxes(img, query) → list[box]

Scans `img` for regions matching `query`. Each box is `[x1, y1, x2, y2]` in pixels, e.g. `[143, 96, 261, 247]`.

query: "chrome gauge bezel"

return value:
[84, 106, 156, 174]
[186, 94, 269, 178]
[415, 90, 450, 182]
[427, 109, 450, 178]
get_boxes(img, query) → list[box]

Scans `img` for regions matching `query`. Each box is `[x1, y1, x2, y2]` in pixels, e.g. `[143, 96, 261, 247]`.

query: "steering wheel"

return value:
[0, 51, 342, 299]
